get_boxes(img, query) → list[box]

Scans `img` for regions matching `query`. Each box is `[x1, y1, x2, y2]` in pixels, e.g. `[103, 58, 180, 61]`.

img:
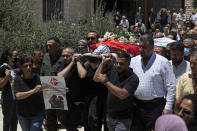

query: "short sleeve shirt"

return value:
[14, 74, 45, 117]
[0, 64, 17, 102]
[58, 63, 85, 102]
[107, 67, 139, 119]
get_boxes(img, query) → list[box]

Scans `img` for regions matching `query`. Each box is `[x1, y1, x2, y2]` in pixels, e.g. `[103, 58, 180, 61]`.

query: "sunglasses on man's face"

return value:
[23, 64, 32, 68]
[177, 106, 194, 116]
[87, 37, 96, 41]
[62, 54, 71, 58]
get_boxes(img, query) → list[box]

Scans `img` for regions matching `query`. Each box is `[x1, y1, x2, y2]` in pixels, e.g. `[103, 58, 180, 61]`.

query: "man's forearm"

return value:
[165, 87, 175, 110]
[93, 62, 105, 81]
[0, 76, 9, 88]
[104, 81, 129, 100]
[77, 62, 87, 79]
[164, 62, 176, 110]
[57, 62, 75, 78]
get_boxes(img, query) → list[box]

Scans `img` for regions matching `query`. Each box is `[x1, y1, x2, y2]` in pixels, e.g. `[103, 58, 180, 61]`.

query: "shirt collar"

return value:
[172, 58, 186, 69]
[141, 53, 156, 72]
[49, 50, 62, 64]
[119, 68, 133, 82]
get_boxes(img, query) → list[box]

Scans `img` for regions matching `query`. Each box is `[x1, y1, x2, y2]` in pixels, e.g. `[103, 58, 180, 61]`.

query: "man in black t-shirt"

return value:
[114, 11, 121, 27]
[94, 52, 139, 131]
[57, 47, 87, 131]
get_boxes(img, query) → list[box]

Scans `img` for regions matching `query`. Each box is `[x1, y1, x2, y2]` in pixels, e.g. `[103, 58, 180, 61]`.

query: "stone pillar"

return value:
[64, 0, 70, 20]
[185, 0, 194, 20]
[34, 0, 43, 21]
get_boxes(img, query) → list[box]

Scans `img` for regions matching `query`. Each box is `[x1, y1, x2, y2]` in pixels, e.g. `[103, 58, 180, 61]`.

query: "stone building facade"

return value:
[185, 0, 194, 19]
[34, 0, 94, 21]
[33, 0, 195, 22]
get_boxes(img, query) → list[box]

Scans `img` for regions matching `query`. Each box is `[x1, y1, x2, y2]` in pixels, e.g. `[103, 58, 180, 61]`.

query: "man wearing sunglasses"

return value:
[87, 32, 99, 46]
[83, 31, 111, 131]
[87, 31, 111, 55]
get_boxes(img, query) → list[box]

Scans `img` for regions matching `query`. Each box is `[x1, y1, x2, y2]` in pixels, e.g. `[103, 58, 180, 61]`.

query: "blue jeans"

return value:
[106, 115, 132, 131]
[17, 112, 44, 131]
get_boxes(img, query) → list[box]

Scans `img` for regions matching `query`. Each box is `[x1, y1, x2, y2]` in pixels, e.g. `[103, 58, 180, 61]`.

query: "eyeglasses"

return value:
[87, 37, 96, 41]
[23, 64, 32, 68]
[62, 54, 71, 58]
[177, 106, 194, 115]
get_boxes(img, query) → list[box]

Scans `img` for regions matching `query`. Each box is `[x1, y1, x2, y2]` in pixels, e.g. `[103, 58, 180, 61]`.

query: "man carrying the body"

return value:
[94, 52, 139, 131]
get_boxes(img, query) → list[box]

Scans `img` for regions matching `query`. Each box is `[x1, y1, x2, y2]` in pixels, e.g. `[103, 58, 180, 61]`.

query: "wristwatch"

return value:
[76, 58, 81, 62]
[103, 78, 109, 84]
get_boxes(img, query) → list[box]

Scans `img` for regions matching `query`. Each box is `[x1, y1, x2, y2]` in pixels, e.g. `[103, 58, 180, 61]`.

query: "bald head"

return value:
[63, 48, 74, 54]
[62, 48, 74, 64]
[156, 32, 163, 38]
[122, 16, 126, 20]
[188, 29, 197, 34]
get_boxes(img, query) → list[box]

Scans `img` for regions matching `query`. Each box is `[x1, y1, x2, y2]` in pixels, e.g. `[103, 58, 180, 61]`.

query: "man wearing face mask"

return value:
[183, 38, 195, 61]
[12, 50, 19, 68]
[77, 40, 88, 54]
[176, 50, 197, 106]
[169, 42, 191, 84]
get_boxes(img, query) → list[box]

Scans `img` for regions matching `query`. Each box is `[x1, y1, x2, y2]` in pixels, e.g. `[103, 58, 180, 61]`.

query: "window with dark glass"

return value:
[42, 0, 64, 21]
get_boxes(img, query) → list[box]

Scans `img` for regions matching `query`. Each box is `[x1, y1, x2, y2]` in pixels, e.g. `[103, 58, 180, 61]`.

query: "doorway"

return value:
[102, 0, 137, 25]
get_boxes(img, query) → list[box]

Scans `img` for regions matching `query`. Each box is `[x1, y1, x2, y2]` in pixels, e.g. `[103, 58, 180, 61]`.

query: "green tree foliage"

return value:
[0, 0, 116, 56]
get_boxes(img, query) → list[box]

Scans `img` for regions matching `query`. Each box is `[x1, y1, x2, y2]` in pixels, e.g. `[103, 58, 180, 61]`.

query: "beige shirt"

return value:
[176, 72, 194, 103]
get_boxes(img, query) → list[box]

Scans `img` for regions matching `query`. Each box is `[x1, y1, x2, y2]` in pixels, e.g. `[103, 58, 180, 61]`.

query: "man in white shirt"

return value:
[190, 10, 197, 28]
[176, 8, 186, 26]
[193, 12, 197, 26]
[120, 16, 129, 30]
[169, 41, 190, 84]
[130, 34, 176, 131]
[135, 18, 146, 33]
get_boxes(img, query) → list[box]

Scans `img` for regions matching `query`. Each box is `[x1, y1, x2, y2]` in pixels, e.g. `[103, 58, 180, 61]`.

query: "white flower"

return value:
[119, 36, 129, 43]
[129, 36, 136, 44]
[110, 34, 117, 39]
[100, 32, 117, 41]
[98, 38, 105, 42]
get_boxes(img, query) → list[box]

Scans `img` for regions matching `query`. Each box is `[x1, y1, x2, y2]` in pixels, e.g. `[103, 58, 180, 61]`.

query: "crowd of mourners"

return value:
[0, 6, 197, 131]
